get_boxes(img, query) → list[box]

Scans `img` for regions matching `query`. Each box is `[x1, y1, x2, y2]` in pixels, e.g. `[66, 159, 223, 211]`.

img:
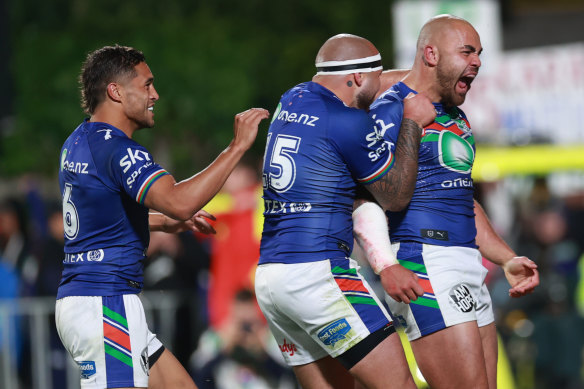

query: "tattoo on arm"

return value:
[367, 118, 421, 211]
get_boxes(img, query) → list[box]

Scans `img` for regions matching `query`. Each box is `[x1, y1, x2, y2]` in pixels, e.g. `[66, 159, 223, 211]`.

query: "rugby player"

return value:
[55, 45, 268, 389]
[361, 15, 540, 389]
[255, 34, 436, 388]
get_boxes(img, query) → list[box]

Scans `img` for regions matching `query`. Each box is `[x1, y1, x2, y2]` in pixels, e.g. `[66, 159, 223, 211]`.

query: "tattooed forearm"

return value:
[367, 118, 422, 211]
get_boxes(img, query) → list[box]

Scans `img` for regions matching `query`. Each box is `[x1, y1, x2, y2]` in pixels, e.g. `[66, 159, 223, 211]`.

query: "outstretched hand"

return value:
[503, 256, 539, 298]
[164, 210, 217, 235]
[380, 264, 424, 304]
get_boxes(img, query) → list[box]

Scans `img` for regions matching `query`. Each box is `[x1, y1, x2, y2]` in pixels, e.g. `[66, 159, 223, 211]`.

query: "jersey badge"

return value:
[438, 131, 474, 173]
[97, 129, 112, 140]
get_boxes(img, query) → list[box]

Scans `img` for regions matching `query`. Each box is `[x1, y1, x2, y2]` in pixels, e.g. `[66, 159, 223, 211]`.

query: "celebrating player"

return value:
[255, 34, 435, 388]
[55, 45, 268, 389]
[361, 15, 540, 389]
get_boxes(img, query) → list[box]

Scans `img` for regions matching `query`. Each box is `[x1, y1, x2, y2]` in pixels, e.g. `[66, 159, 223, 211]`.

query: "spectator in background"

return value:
[30, 201, 70, 389]
[0, 253, 22, 380]
[513, 184, 584, 388]
[0, 197, 38, 389]
[482, 176, 584, 389]
[190, 288, 295, 389]
[145, 230, 211, 291]
[144, 229, 213, 364]
[0, 197, 38, 296]
[199, 160, 263, 329]
[35, 202, 65, 296]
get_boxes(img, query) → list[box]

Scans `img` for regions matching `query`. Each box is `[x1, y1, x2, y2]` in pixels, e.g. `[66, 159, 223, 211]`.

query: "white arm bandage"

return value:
[352, 202, 398, 274]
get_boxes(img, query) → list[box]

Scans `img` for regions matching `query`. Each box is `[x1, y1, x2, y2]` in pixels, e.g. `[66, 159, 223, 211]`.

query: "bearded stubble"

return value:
[356, 88, 377, 110]
[436, 61, 467, 109]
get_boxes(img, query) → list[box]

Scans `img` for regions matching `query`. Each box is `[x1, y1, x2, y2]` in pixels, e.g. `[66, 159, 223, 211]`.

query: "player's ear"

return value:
[423, 45, 438, 67]
[106, 83, 123, 103]
[353, 73, 364, 87]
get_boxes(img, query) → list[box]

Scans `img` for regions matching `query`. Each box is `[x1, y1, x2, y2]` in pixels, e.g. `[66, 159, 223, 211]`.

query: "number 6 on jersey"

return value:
[62, 183, 80, 240]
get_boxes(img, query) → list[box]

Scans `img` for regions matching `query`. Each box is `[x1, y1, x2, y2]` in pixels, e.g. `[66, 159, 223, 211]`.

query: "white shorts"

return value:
[385, 242, 494, 341]
[255, 257, 393, 366]
[55, 294, 163, 388]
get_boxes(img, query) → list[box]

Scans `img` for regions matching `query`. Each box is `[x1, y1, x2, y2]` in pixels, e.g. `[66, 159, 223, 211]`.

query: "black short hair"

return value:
[79, 45, 145, 115]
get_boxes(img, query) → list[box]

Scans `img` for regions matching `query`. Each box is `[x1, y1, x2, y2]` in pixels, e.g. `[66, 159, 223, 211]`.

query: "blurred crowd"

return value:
[476, 177, 584, 389]
[1, 168, 583, 388]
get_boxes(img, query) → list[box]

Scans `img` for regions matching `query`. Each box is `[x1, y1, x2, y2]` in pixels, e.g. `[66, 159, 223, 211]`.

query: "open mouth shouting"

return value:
[456, 73, 477, 94]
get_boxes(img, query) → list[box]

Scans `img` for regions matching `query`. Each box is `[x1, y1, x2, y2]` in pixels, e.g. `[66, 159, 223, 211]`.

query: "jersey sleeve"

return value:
[329, 109, 395, 185]
[369, 97, 404, 146]
[109, 140, 169, 205]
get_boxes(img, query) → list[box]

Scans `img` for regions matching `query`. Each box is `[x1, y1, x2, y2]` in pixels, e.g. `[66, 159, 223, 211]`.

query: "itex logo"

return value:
[438, 131, 474, 173]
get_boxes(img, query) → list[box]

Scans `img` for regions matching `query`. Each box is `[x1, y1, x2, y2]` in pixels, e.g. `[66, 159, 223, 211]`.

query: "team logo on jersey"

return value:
[78, 361, 96, 379]
[318, 318, 352, 347]
[61, 149, 68, 172]
[87, 249, 104, 262]
[271, 102, 282, 124]
[97, 129, 112, 140]
[438, 131, 474, 173]
[289, 202, 312, 212]
[455, 118, 470, 133]
[448, 283, 476, 313]
[421, 229, 449, 241]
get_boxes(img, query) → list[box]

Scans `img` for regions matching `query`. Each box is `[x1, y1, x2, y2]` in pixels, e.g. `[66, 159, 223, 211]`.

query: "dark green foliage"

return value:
[3, 0, 396, 178]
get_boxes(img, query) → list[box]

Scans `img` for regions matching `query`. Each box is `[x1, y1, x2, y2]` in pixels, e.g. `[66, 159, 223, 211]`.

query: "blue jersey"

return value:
[259, 82, 395, 264]
[370, 82, 477, 248]
[57, 120, 169, 298]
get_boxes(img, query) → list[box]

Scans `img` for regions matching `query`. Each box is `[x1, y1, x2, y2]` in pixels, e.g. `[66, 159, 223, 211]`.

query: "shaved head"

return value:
[416, 15, 477, 52]
[312, 34, 383, 109]
[316, 34, 379, 64]
[407, 14, 482, 108]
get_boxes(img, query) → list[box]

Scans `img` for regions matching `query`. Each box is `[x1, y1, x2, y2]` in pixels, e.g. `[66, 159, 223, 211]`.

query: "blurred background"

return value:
[1, 0, 583, 388]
